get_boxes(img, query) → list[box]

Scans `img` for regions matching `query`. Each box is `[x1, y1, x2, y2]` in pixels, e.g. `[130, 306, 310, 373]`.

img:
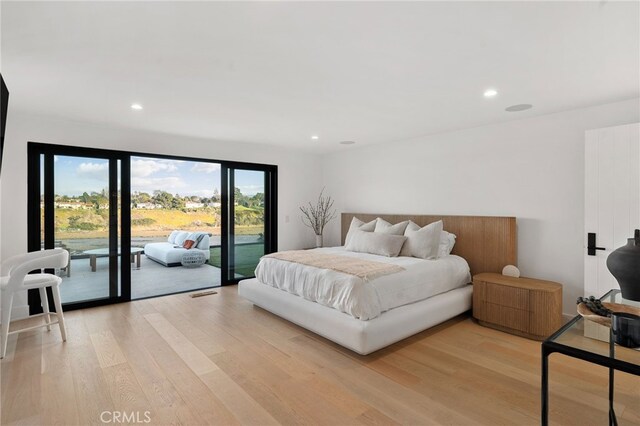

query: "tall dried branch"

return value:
[300, 188, 337, 235]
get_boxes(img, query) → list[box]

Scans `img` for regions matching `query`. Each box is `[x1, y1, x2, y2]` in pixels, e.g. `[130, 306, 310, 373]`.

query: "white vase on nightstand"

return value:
[315, 234, 323, 248]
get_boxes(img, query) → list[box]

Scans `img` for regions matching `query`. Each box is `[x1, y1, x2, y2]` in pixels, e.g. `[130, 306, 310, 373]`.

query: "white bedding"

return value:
[254, 247, 471, 320]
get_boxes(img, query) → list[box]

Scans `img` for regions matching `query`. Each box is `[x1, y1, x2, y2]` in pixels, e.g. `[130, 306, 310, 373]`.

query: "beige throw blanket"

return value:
[263, 250, 405, 281]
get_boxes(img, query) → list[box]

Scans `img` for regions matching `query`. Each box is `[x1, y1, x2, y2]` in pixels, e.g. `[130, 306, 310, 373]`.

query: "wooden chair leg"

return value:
[39, 287, 52, 331]
[1, 292, 14, 359]
[51, 285, 67, 342]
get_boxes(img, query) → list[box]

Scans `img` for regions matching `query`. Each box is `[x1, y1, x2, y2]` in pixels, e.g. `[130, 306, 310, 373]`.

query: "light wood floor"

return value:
[1, 286, 638, 426]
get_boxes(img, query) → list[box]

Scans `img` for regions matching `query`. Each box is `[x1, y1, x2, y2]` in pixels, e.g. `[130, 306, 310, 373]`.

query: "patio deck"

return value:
[59, 254, 221, 303]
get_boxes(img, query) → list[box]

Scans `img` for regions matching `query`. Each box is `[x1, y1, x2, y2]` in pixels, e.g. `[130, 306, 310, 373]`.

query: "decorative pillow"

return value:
[196, 234, 210, 250]
[345, 217, 377, 245]
[345, 230, 407, 257]
[174, 231, 190, 246]
[438, 231, 457, 258]
[400, 220, 443, 259]
[374, 219, 409, 236]
[399, 221, 420, 257]
[181, 232, 206, 250]
[168, 230, 181, 244]
[194, 233, 206, 248]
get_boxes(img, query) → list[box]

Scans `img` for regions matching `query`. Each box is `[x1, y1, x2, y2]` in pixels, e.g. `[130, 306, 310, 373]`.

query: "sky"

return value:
[52, 155, 265, 197]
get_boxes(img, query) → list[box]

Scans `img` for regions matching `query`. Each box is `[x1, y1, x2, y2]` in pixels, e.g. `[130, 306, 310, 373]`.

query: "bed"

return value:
[239, 213, 517, 355]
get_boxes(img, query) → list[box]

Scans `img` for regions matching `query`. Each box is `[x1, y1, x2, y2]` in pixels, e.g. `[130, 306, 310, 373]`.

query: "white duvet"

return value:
[254, 247, 471, 320]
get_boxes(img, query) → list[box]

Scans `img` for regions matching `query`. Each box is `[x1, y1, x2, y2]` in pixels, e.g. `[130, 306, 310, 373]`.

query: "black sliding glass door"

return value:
[28, 142, 277, 312]
[54, 155, 118, 303]
[221, 166, 277, 283]
[28, 146, 130, 312]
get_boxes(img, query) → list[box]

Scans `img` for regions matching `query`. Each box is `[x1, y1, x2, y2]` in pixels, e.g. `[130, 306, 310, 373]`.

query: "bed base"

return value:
[238, 278, 473, 355]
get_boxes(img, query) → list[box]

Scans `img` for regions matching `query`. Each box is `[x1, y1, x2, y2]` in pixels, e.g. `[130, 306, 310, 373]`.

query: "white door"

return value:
[584, 123, 640, 298]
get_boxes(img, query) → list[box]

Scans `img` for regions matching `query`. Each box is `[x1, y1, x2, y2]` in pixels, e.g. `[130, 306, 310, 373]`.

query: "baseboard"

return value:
[562, 312, 575, 324]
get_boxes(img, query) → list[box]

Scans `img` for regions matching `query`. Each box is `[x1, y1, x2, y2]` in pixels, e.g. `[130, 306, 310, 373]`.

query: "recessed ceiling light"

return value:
[339, 141, 356, 145]
[483, 89, 498, 98]
[311, 135, 319, 140]
[505, 104, 533, 112]
[131, 103, 143, 110]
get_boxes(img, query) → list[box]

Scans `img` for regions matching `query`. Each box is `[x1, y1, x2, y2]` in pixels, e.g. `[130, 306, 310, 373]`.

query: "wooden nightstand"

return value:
[472, 272, 563, 341]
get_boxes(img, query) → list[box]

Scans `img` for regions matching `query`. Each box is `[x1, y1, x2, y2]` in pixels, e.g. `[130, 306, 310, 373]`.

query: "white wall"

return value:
[321, 98, 640, 315]
[3, 99, 639, 319]
[0, 111, 323, 318]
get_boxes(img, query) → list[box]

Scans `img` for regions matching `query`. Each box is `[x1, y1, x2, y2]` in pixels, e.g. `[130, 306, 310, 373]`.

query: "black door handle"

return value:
[587, 233, 606, 256]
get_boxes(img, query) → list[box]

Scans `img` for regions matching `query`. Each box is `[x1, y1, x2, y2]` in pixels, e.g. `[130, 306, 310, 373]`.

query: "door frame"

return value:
[27, 142, 277, 312]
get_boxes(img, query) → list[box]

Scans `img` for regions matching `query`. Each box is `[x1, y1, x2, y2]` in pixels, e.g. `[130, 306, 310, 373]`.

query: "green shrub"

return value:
[73, 222, 102, 231]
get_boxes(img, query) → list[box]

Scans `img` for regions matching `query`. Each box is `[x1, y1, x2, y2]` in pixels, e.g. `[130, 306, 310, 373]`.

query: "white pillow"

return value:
[345, 217, 377, 245]
[400, 220, 443, 259]
[174, 231, 190, 246]
[399, 221, 419, 257]
[438, 231, 456, 258]
[197, 234, 210, 250]
[374, 219, 409, 236]
[345, 230, 407, 257]
[167, 230, 181, 244]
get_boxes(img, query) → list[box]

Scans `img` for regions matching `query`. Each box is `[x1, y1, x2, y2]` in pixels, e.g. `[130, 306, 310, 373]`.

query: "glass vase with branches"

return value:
[300, 189, 337, 247]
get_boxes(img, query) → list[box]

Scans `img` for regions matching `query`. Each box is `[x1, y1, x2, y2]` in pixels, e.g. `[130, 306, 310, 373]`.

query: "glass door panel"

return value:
[226, 169, 267, 281]
[50, 155, 119, 304]
[129, 156, 221, 298]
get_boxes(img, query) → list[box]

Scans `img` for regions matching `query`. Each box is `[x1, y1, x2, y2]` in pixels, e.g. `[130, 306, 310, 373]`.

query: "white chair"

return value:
[0, 248, 69, 359]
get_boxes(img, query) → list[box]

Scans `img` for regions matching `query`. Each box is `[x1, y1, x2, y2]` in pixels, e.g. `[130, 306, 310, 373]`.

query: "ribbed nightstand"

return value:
[472, 272, 563, 341]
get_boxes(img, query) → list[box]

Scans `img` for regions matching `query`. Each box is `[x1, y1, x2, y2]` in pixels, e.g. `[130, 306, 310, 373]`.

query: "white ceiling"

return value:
[2, 1, 639, 153]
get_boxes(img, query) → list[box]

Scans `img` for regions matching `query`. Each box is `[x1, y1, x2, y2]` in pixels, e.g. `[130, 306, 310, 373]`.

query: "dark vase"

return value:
[611, 312, 640, 348]
[606, 229, 640, 302]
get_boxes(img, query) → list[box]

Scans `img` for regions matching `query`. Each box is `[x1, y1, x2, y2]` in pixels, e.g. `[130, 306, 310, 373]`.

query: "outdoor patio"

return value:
[58, 253, 221, 303]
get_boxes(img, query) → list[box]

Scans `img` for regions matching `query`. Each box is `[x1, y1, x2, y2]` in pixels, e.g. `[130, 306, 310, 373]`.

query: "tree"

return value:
[151, 190, 186, 210]
[137, 192, 151, 203]
[93, 195, 108, 211]
[153, 191, 175, 209]
[235, 187, 251, 207]
[251, 192, 264, 207]
[171, 196, 186, 210]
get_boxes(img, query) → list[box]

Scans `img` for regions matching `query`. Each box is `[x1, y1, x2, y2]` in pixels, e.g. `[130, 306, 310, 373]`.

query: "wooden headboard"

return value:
[341, 213, 517, 275]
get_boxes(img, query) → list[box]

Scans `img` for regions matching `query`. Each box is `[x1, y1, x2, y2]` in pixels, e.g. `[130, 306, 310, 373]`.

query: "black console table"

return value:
[541, 289, 639, 425]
